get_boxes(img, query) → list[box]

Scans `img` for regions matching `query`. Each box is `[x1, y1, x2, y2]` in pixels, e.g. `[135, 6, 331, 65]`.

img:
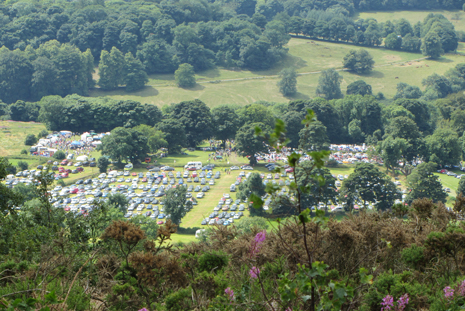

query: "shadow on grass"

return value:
[196, 67, 221, 78]
[181, 84, 205, 91]
[286, 92, 310, 100]
[250, 54, 308, 76]
[356, 70, 384, 79]
[434, 57, 454, 63]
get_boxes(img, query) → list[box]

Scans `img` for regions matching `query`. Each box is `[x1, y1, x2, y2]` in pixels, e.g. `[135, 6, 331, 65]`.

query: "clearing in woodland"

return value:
[89, 37, 463, 107]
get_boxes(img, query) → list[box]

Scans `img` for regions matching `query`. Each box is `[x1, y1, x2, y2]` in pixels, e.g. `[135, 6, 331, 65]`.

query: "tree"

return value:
[401, 34, 421, 52]
[175, 63, 196, 88]
[164, 186, 192, 225]
[342, 49, 374, 74]
[277, 67, 297, 96]
[299, 121, 330, 151]
[295, 161, 337, 212]
[384, 116, 427, 170]
[426, 128, 461, 167]
[98, 156, 110, 173]
[0, 158, 22, 216]
[235, 122, 267, 165]
[236, 172, 266, 217]
[211, 105, 240, 145]
[133, 124, 167, 153]
[393, 83, 422, 99]
[106, 193, 129, 214]
[53, 150, 66, 160]
[339, 162, 400, 211]
[98, 47, 125, 90]
[156, 119, 186, 154]
[384, 33, 402, 50]
[100, 127, 148, 164]
[421, 31, 444, 59]
[458, 178, 465, 196]
[406, 162, 447, 204]
[376, 136, 410, 173]
[395, 98, 431, 134]
[422, 73, 453, 99]
[38, 129, 48, 138]
[316, 69, 343, 100]
[17, 161, 28, 171]
[24, 134, 37, 146]
[123, 52, 148, 92]
[346, 80, 372, 96]
[282, 111, 304, 149]
[170, 100, 213, 148]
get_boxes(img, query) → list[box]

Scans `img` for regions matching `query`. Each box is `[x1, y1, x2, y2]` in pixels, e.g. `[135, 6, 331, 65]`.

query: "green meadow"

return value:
[90, 37, 463, 107]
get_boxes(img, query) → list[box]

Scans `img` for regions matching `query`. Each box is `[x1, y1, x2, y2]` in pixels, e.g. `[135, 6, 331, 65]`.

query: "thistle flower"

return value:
[381, 295, 394, 311]
[249, 266, 260, 279]
[396, 294, 409, 311]
[249, 230, 266, 258]
[444, 286, 454, 299]
[458, 280, 465, 297]
[138, 309, 148, 311]
[225, 287, 234, 302]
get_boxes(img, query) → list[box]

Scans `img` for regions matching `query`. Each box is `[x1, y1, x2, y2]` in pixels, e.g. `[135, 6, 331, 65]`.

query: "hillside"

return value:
[89, 37, 464, 107]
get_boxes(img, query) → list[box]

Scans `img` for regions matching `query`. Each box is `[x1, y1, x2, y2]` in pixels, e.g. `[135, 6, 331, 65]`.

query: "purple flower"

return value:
[285, 308, 292, 311]
[225, 287, 234, 302]
[444, 286, 454, 299]
[249, 230, 266, 258]
[138, 309, 148, 311]
[458, 281, 465, 297]
[381, 295, 394, 311]
[396, 294, 409, 311]
[249, 266, 260, 279]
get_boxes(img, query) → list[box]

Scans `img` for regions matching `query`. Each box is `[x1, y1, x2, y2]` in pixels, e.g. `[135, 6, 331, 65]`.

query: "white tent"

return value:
[76, 155, 88, 162]
[81, 132, 90, 141]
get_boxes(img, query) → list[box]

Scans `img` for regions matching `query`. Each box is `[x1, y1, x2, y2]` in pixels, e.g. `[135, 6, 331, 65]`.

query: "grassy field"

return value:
[357, 10, 465, 32]
[89, 37, 462, 106]
[0, 121, 47, 157]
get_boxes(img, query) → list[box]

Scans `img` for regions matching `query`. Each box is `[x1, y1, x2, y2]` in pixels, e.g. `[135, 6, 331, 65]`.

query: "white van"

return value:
[184, 161, 202, 170]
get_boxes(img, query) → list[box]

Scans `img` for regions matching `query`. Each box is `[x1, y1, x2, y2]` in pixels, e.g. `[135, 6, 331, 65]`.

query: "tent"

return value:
[81, 132, 90, 141]
[71, 141, 82, 146]
[76, 155, 88, 162]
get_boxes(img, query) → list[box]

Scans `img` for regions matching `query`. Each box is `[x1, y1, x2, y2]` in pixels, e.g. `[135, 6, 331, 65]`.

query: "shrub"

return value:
[53, 150, 66, 160]
[57, 179, 65, 186]
[401, 244, 425, 270]
[38, 129, 48, 138]
[20, 149, 27, 155]
[198, 251, 228, 273]
[17, 161, 28, 171]
[24, 134, 37, 146]
[165, 288, 193, 311]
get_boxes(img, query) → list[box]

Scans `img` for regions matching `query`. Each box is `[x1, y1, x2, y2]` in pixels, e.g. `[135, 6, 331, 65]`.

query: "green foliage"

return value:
[164, 186, 192, 225]
[20, 149, 28, 155]
[299, 120, 330, 152]
[24, 134, 37, 146]
[175, 63, 196, 88]
[421, 31, 444, 59]
[52, 150, 65, 160]
[198, 251, 228, 273]
[97, 156, 110, 173]
[237, 172, 266, 216]
[165, 288, 193, 311]
[100, 127, 149, 164]
[316, 69, 343, 100]
[339, 162, 400, 211]
[277, 67, 297, 96]
[346, 80, 372, 96]
[394, 82, 423, 99]
[16, 161, 28, 171]
[235, 216, 269, 234]
[406, 162, 447, 203]
[401, 244, 426, 270]
[342, 49, 375, 74]
[384, 33, 402, 49]
[235, 123, 268, 165]
[123, 52, 148, 92]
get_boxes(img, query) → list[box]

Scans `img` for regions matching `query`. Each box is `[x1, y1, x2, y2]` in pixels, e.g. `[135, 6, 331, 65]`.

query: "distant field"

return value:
[0, 121, 46, 157]
[90, 37, 462, 107]
[357, 10, 465, 32]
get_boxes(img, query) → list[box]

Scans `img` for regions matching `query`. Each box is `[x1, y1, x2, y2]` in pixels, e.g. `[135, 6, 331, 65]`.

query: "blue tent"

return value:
[71, 141, 82, 146]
